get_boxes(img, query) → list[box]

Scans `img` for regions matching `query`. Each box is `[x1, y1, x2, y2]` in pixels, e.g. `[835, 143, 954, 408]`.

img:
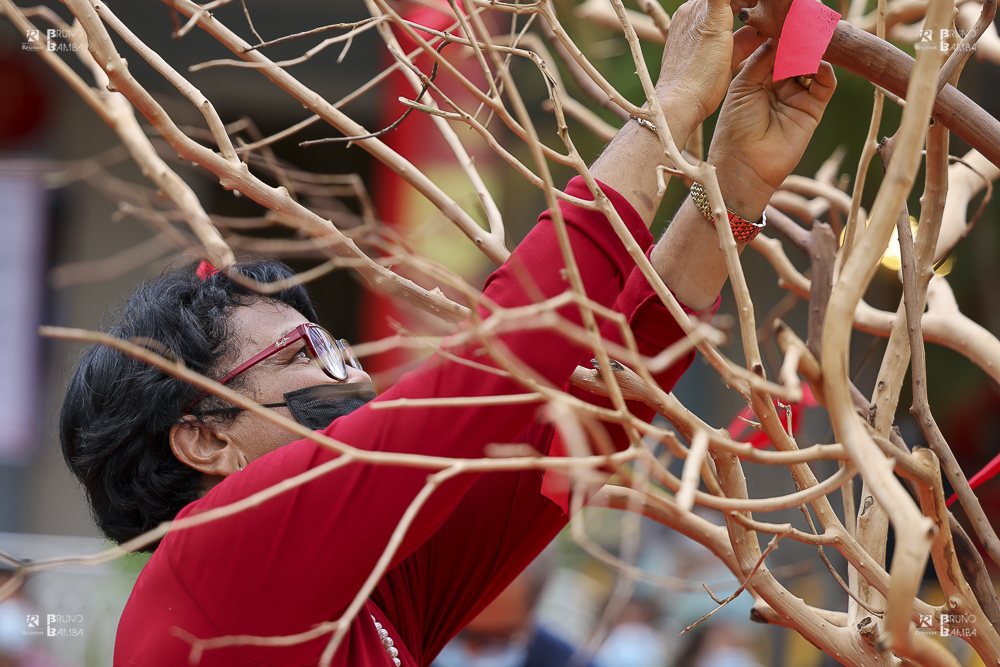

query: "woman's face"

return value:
[213, 299, 372, 463]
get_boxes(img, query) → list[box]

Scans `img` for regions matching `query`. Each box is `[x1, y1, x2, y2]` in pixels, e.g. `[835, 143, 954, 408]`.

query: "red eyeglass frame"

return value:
[184, 323, 359, 413]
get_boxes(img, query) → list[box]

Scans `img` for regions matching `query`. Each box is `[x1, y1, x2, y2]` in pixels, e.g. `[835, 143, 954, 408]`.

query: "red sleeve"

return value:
[564, 247, 722, 452]
[375, 192, 719, 664]
[539, 256, 720, 512]
[153, 176, 655, 662]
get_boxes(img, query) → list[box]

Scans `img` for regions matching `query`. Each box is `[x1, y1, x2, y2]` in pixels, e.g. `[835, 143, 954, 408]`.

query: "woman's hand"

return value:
[588, 0, 767, 227]
[708, 40, 837, 216]
[656, 0, 767, 127]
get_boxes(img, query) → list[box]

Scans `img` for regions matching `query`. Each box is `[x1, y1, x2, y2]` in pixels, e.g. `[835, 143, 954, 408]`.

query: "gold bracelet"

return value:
[690, 182, 766, 243]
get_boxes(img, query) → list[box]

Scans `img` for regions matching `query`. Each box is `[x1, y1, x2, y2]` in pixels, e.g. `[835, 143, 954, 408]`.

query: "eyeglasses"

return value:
[185, 323, 361, 412]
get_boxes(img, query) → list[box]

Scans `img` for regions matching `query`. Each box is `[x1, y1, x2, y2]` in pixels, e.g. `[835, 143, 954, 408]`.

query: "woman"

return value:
[59, 1, 835, 663]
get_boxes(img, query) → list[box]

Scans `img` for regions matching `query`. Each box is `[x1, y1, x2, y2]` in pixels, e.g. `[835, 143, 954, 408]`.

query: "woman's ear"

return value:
[169, 418, 239, 477]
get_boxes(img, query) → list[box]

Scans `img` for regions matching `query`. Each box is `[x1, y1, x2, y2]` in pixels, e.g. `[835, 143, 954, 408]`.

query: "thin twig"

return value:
[681, 534, 785, 634]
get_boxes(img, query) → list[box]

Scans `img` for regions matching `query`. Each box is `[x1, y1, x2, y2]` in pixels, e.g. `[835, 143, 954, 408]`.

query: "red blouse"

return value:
[113, 177, 716, 666]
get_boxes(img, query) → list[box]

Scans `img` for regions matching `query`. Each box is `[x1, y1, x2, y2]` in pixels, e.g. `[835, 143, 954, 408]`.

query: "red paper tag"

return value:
[773, 0, 841, 81]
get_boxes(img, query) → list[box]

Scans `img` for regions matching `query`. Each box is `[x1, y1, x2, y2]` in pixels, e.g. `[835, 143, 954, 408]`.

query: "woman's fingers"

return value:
[773, 60, 837, 119]
[733, 39, 778, 87]
[807, 61, 837, 102]
[735, 43, 837, 116]
[731, 25, 766, 71]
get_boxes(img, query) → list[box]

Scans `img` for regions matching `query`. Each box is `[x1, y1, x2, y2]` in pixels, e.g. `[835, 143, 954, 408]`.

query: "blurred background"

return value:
[1, 0, 999, 665]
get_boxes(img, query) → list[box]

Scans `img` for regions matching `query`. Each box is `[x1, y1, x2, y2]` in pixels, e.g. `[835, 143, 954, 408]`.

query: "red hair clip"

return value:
[196, 260, 219, 281]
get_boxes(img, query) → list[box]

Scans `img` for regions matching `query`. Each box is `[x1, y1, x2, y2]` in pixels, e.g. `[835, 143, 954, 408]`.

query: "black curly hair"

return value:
[59, 259, 318, 551]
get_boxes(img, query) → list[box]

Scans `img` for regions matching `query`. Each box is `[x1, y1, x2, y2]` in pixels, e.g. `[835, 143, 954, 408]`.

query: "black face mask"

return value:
[274, 382, 377, 430]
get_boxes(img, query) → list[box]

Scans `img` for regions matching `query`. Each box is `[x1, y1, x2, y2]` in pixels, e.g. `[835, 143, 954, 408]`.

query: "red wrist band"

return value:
[690, 182, 766, 243]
